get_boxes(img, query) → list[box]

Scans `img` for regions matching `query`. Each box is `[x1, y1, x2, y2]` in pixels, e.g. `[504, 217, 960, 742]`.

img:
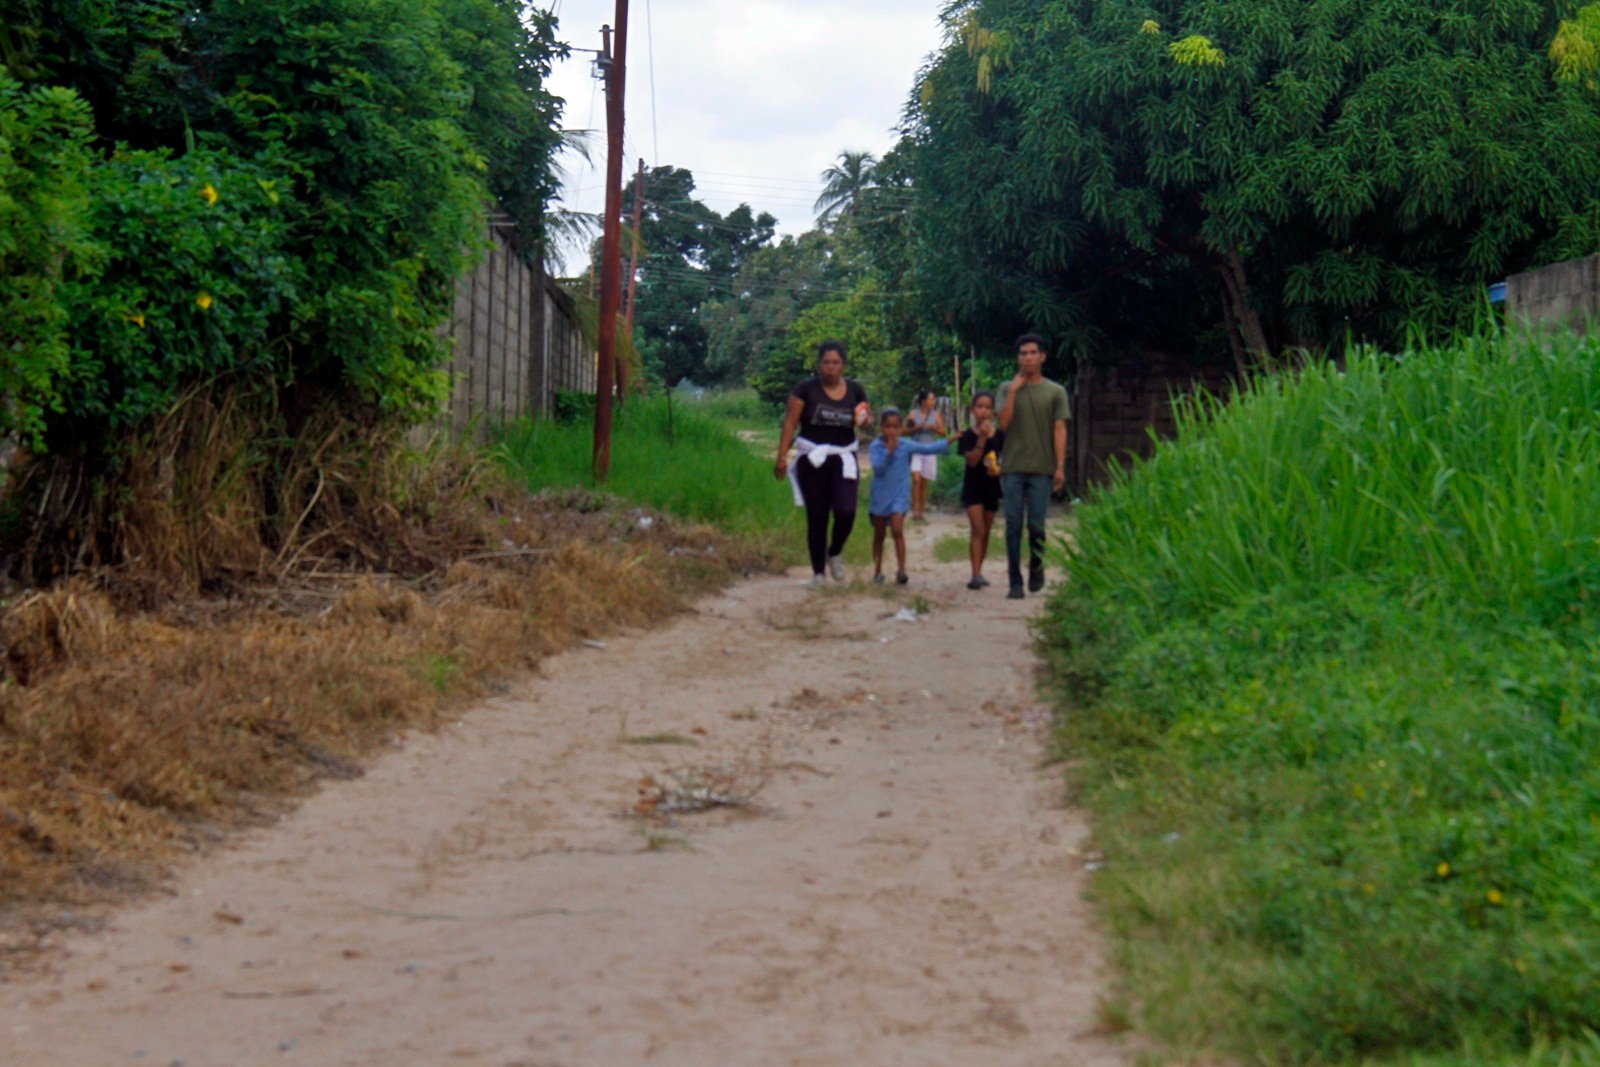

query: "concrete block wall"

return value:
[1506, 253, 1600, 332]
[441, 223, 593, 437]
[1069, 357, 1232, 494]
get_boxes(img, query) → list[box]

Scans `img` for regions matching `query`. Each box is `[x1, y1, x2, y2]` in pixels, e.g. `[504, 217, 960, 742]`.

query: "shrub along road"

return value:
[0, 512, 1128, 1066]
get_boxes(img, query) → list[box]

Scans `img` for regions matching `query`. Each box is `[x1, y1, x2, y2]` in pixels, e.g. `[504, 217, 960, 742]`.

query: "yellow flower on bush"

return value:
[1436, 861, 1451, 877]
[125, 312, 146, 329]
[1140, 19, 1161, 35]
[196, 292, 214, 311]
[1487, 889, 1504, 906]
[200, 182, 219, 206]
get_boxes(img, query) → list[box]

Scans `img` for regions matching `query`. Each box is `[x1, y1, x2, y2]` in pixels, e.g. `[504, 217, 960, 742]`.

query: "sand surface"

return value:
[1, 512, 1129, 1067]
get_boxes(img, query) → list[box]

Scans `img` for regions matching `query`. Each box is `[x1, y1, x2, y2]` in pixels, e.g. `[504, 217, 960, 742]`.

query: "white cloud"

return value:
[544, 0, 946, 265]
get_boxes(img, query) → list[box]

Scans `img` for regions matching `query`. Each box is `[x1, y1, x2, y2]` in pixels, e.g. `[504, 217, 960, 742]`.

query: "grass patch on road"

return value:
[1043, 330, 1600, 1066]
[499, 394, 894, 570]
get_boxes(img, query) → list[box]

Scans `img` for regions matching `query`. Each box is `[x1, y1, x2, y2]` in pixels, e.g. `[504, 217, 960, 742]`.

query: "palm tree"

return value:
[814, 150, 878, 225]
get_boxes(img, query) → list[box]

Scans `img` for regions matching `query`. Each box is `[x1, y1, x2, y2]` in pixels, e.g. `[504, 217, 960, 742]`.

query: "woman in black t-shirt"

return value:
[958, 390, 1005, 590]
[775, 340, 871, 586]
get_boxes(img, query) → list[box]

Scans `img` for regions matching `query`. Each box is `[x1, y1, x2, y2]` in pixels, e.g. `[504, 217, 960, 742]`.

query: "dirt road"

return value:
[1, 513, 1129, 1067]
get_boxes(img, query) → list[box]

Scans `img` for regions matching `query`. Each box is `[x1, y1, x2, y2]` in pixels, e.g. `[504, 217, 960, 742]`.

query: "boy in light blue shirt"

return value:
[868, 408, 951, 584]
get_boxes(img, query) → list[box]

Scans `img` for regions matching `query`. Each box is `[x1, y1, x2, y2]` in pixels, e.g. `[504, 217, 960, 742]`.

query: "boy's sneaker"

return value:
[1007, 585, 1025, 600]
[828, 555, 846, 582]
[895, 571, 909, 585]
[1028, 559, 1045, 592]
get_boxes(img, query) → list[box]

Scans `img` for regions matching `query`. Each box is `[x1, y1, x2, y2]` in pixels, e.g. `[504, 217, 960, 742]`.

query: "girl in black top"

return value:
[775, 340, 871, 586]
[958, 390, 1005, 590]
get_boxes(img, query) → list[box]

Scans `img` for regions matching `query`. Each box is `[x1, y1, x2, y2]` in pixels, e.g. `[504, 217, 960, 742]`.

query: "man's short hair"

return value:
[1015, 332, 1048, 353]
[817, 339, 848, 361]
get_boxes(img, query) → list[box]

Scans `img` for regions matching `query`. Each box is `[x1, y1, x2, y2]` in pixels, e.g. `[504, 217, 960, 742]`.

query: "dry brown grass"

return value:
[0, 423, 780, 941]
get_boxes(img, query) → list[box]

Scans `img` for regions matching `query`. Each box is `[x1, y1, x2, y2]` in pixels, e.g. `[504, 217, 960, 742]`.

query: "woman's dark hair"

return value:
[972, 389, 996, 406]
[817, 339, 847, 361]
[1014, 332, 1048, 352]
[913, 389, 934, 407]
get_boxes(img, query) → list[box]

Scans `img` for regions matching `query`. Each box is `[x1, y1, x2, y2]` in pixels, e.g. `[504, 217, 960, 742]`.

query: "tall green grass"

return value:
[1044, 330, 1600, 1065]
[498, 394, 793, 544]
[1076, 331, 1600, 628]
[676, 386, 776, 430]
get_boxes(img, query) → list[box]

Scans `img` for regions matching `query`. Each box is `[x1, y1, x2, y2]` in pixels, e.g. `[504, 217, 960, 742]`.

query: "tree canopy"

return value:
[1, 0, 567, 451]
[903, 0, 1600, 368]
[617, 165, 776, 386]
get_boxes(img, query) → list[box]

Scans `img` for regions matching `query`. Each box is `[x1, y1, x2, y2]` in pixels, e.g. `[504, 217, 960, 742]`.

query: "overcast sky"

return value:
[542, 0, 947, 266]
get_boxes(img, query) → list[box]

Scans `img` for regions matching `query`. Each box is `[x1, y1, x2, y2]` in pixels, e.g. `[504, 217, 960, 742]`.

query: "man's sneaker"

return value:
[895, 571, 909, 585]
[1007, 585, 1025, 600]
[828, 555, 846, 582]
[1028, 559, 1045, 593]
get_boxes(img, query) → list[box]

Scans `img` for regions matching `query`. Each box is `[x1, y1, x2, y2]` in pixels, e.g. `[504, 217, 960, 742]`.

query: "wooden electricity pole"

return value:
[593, 1, 628, 481]
[621, 156, 647, 399]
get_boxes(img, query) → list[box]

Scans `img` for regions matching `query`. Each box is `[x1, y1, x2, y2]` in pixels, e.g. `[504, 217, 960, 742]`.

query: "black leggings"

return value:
[796, 456, 858, 575]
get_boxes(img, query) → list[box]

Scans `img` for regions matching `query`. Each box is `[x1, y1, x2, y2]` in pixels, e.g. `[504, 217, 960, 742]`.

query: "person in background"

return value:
[996, 333, 1069, 599]
[958, 390, 1005, 590]
[775, 340, 871, 587]
[867, 408, 951, 585]
[904, 389, 947, 523]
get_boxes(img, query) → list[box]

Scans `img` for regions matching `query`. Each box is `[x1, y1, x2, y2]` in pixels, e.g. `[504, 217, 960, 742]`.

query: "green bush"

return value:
[1045, 330, 1600, 1064]
[5, 0, 565, 455]
[0, 66, 95, 445]
[57, 147, 300, 435]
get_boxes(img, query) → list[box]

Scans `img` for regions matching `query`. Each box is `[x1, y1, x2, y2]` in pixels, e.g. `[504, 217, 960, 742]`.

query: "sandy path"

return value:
[1, 512, 1128, 1067]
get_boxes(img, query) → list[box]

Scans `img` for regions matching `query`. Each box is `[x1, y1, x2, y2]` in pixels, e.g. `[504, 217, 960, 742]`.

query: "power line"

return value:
[644, 0, 659, 163]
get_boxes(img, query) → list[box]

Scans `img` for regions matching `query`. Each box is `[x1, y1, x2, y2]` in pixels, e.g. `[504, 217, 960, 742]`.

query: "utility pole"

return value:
[622, 156, 647, 399]
[593, 2, 628, 481]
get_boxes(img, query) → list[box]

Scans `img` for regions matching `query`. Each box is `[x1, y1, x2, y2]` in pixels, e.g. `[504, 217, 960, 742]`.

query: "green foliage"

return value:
[441, 0, 566, 252]
[1551, 4, 1600, 85]
[0, 65, 95, 445]
[756, 278, 904, 408]
[616, 165, 777, 387]
[703, 231, 850, 388]
[813, 149, 877, 225]
[906, 0, 1600, 364]
[1043, 328, 1600, 1062]
[58, 148, 300, 434]
[4, 0, 567, 458]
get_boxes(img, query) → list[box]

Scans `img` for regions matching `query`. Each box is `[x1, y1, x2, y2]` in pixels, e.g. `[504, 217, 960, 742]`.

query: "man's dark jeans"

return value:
[1000, 472, 1051, 590]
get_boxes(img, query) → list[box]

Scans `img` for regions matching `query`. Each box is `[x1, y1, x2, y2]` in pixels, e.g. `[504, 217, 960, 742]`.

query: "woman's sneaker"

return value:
[810, 574, 827, 589]
[828, 555, 846, 581]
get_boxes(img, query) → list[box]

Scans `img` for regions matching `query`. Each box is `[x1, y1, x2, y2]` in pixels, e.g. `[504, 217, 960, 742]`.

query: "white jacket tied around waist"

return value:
[788, 437, 860, 506]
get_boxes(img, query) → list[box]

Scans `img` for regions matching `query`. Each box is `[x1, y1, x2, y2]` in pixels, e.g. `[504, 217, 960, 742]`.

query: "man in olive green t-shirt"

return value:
[996, 333, 1069, 599]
